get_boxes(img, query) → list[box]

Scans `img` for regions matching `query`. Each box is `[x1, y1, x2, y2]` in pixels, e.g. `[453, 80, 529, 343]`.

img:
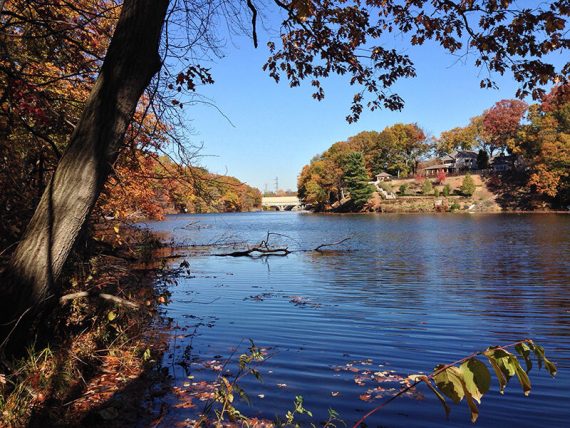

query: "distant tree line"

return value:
[99, 153, 262, 221]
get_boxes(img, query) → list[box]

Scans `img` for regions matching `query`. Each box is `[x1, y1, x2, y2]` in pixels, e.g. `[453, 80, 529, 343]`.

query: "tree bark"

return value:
[0, 0, 169, 346]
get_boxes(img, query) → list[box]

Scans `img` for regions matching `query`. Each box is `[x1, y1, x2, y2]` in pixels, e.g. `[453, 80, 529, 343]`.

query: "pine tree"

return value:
[343, 152, 373, 207]
[460, 173, 476, 196]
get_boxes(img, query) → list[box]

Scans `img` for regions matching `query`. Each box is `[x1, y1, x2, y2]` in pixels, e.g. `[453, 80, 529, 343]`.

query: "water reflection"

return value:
[147, 212, 570, 427]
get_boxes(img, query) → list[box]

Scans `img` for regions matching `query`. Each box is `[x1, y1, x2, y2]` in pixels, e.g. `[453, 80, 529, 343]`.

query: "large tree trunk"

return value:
[0, 0, 169, 347]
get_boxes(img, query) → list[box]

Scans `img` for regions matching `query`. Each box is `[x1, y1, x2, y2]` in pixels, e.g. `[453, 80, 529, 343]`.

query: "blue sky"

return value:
[177, 20, 565, 192]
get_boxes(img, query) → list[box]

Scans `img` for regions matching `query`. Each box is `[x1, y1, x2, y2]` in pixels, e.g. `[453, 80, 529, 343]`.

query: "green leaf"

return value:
[460, 358, 491, 404]
[510, 355, 532, 396]
[533, 344, 557, 377]
[486, 355, 507, 394]
[107, 311, 117, 321]
[142, 348, 151, 361]
[434, 365, 479, 422]
[462, 383, 480, 423]
[544, 358, 557, 377]
[515, 342, 533, 372]
[433, 366, 464, 404]
[421, 376, 450, 419]
[484, 347, 517, 393]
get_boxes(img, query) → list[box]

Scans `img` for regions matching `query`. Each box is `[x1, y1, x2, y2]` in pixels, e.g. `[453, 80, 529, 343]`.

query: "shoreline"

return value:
[298, 209, 570, 216]
[0, 224, 169, 427]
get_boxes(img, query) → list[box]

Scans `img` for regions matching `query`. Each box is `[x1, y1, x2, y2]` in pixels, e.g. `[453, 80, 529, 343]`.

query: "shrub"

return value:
[399, 184, 408, 195]
[436, 170, 447, 184]
[378, 181, 393, 193]
[443, 184, 451, 197]
[450, 202, 461, 211]
[422, 179, 434, 195]
[460, 173, 476, 196]
[434, 188, 440, 197]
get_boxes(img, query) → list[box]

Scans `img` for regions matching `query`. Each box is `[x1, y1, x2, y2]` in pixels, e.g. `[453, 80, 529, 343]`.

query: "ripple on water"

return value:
[147, 212, 570, 427]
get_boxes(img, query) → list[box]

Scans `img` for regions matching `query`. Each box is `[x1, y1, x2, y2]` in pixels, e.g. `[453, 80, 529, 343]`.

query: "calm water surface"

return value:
[146, 212, 570, 427]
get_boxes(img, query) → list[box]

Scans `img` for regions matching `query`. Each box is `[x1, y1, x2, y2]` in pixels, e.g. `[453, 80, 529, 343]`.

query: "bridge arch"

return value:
[261, 196, 304, 211]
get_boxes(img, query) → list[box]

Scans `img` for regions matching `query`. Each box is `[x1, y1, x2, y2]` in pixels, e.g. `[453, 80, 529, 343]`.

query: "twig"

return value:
[216, 247, 291, 257]
[0, 306, 33, 350]
[314, 237, 351, 251]
[351, 339, 532, 428]
[0, 294, 55, 351]
[215, 233, 350, 257]
[246, 0, 258, 48]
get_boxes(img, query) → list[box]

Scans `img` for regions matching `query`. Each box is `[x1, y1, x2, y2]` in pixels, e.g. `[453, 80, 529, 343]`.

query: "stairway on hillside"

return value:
[375, 184, 397, 200]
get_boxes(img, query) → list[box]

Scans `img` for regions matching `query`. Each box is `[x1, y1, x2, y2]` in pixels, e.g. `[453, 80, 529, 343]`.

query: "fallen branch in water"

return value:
[215, 232, 350, 257]
[314, 237, 351, 251]
[59, 291, 139, 309]
[216, 247, 291, 257]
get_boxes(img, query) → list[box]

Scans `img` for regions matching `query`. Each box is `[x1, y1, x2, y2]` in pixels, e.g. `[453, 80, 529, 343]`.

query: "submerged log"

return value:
[216, 247, 291, 257]
[215, 234, 351, 257]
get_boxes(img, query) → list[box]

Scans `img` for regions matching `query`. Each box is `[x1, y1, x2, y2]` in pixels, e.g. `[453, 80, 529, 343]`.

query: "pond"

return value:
[145, 212, 570, 427]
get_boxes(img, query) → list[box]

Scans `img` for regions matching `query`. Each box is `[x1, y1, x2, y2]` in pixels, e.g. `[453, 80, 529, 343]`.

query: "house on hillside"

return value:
[375, 172, 393, 182]
[369, 172, 396, 199]
[491, 154, 523, 172]
[422, 151, 478, 176]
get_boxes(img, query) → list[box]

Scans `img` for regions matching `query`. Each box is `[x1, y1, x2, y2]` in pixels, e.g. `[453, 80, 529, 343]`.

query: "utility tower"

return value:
[274, 177, 279, 193]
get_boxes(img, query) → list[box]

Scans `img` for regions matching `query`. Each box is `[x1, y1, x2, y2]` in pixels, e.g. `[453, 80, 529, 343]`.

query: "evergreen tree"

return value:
[460, 173, 476, 196]
[422, 179, 434, 195]
[343, 152, 373, 207]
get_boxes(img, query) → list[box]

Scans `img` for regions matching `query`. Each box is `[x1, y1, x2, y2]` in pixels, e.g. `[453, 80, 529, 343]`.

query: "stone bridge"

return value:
[262, 196, 304, 211]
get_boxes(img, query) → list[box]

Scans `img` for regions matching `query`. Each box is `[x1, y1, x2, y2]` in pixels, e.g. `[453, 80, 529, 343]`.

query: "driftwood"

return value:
[216, 247, 291, 257]
[313, 237, 351, 251]
[216, 232, 351, 257]
[59, 291, 139, 309]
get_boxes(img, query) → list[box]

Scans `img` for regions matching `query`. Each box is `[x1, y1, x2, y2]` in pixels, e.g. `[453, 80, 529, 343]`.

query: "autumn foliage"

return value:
[298, 124, 428, 209]
[0, 0, 260, 249]
[99, 153, 261, 220]
[482, 99, 528, 155]
[522, 85, 570, 202]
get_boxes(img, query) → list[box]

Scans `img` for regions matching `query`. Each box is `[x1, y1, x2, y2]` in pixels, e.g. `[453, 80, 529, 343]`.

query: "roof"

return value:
[376, 172, 393, 177]
[424, 164, 455, 170]
[451, 150, 478, 159]
[491, 155, 516, 164]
